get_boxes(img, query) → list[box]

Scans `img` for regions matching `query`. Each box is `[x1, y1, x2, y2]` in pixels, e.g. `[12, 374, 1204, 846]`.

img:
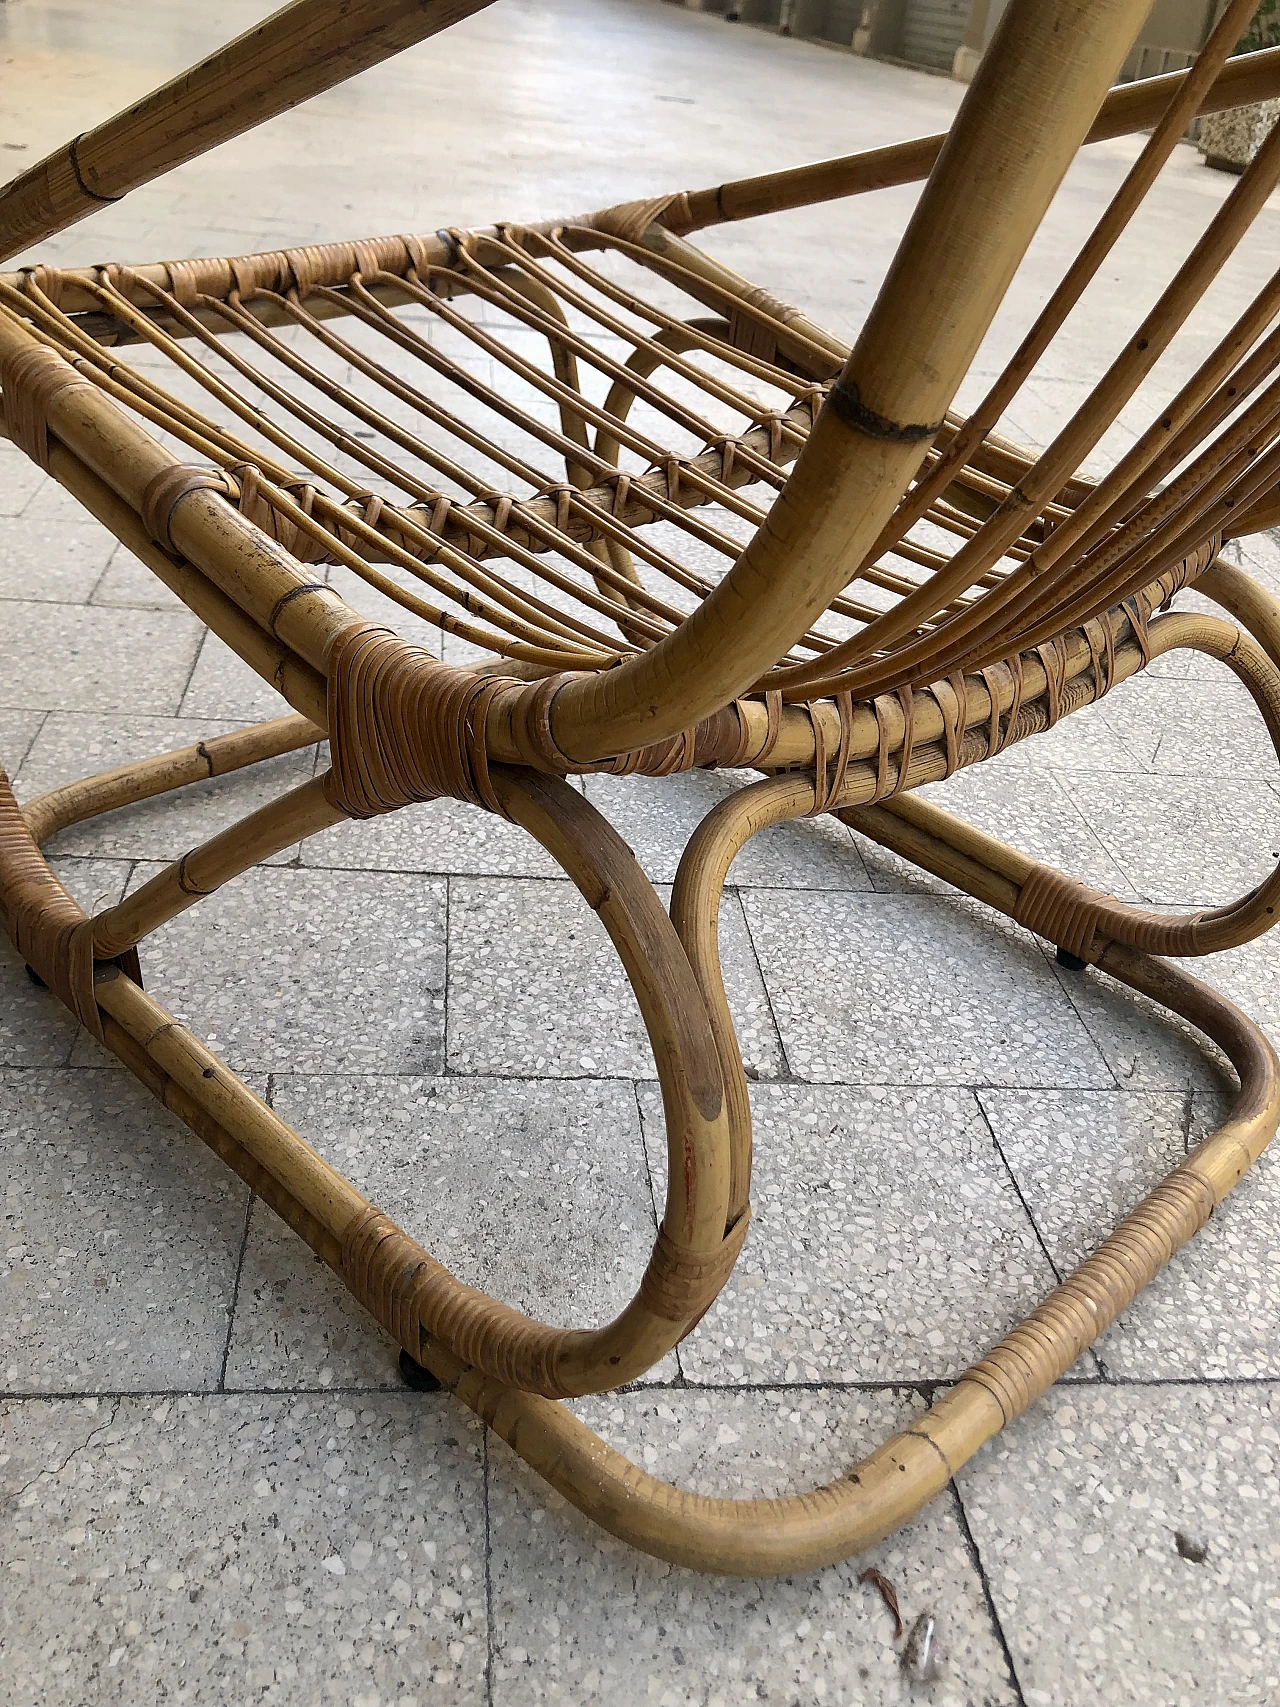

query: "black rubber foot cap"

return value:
[399, 1348, 442, 1392]
[24, 964, 47, 989]
[1056, 947, 1088, 972]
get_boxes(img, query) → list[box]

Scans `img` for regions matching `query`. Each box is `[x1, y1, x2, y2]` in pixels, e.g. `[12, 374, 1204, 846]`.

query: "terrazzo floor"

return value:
[2, 1, 1280, 1702]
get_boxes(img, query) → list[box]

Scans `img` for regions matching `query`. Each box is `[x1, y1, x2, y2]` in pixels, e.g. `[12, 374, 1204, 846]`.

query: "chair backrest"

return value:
[542, 0, 1181, 760]
[3, 0, 1278, 771]
[744, 0, 1280, 710]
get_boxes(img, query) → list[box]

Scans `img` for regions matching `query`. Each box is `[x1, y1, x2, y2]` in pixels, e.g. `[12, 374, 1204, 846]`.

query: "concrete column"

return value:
[954, 0, 1014, 78]
[852, 0, 906, 56]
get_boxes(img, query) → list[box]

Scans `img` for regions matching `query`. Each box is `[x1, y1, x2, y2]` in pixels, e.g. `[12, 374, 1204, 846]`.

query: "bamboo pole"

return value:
[91, 776, 347, 958]
[35, 441, 329, 727]
[541, 0, 1155, 763]
[0, 0, 497, 263]
[21, 716, 322, 846]
[855, 0, 1262, 580]
[676, 44, 1280, 233]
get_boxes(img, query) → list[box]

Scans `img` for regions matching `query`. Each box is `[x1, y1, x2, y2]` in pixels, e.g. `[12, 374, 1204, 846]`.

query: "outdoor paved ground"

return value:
[2, 1, 1280, 1703]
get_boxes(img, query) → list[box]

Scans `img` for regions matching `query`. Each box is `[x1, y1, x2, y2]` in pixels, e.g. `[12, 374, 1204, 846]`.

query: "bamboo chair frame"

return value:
[3, 0, 1280, 1574]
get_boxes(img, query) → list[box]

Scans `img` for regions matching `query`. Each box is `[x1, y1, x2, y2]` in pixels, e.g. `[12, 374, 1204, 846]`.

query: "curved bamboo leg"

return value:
[90, 775, 347, 957]
[20, 713, 325, 845]
[1198, 553, 1280, 672]
[1, 752, 741, 1402]
[5, 726, 1276, 1571]
[78, 832, 1279, 1573]
[839, 604, 1280, 965]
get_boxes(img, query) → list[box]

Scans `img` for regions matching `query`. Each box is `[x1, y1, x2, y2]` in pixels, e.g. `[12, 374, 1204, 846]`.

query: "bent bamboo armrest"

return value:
[536, 0, 1158, 764]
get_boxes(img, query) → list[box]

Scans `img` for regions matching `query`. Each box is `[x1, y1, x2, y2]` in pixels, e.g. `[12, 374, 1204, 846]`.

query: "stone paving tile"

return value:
[301, 788, 562, 879]
[959, 1384, 1280, 1707]
[89, 546, 188, 612]
[448, 878, 783, 1080]
[1097, 671, 1277, 779]
[982, 1089, 1280, 1380]
[0, 1391, 487, 1706]
[488, 1387, 1019, 1706]
[850, 819, 962, 899]
[1062, 772, 1280, 905]
[177, 629, 302, 724]
[226, 1201, 401, 1396]
[743, 890, 1113, 1087]
[0, 604, 203, 714]
[0, 858, 131, 1070]
[122, 865, 447, 1077]
[0, 441, 48, 519]
[0, 1068, 248, 1394]
[583, 768, 874, 888]
[0, 496, 118, 605]
[915, 765, 1139, 898]
[1046, 934, 1278, 1096]
[15, 711, 320, 864]
[991, 702, 1150, 773]
[228, 1074, 673, 1390]
[638, 1081, 1064, 1386]
[0, 708, 46, 773]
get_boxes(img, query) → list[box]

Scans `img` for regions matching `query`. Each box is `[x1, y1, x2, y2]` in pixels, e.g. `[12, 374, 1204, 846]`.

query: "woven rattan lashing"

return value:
[4, 0, 1280, 1577]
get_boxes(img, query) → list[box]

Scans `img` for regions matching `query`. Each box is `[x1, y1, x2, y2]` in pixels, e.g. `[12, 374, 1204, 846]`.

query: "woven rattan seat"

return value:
[4, 0, 1280, 1574]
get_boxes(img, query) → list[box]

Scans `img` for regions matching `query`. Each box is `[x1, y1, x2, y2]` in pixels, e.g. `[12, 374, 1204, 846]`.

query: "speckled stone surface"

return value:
[639, 1081, 1066, 1384]
[0, 440, 48, 520]
[89, 545, 188, 612]
[0, 481, 119, 605]
[743, 890, 1113, 1086]
[225, 1201, 405, 1394]
[1043, 944, 1253, 1095]
[488, 1387, 1019, 1706]
[1061, 772, 1280, 906]
[300, 792, 563, 880]
[0, 709, 46, 775]
[981, 1090, 1280, 1380]
[120, 866, 448, 1076]
[959, 1385, 1280, 1706]
[0, 1069, 248, 1393]
[448, 879, 783, 1080]
[917, 765, 1138, 898]
[13, 713, 320, 862]
[0, 604, 203, 715]
[1097, 669, 1279, 779]
[177, 629, 302, 724]
[227, 1074, 672, 1390]
[0, 1392, 488, 1706]
[1197, 97, 1280, 172]
[582, 767, 874, 888]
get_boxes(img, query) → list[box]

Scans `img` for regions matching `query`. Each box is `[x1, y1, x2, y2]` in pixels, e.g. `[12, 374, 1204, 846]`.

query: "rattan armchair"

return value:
[3, 0, 1280, 1574]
